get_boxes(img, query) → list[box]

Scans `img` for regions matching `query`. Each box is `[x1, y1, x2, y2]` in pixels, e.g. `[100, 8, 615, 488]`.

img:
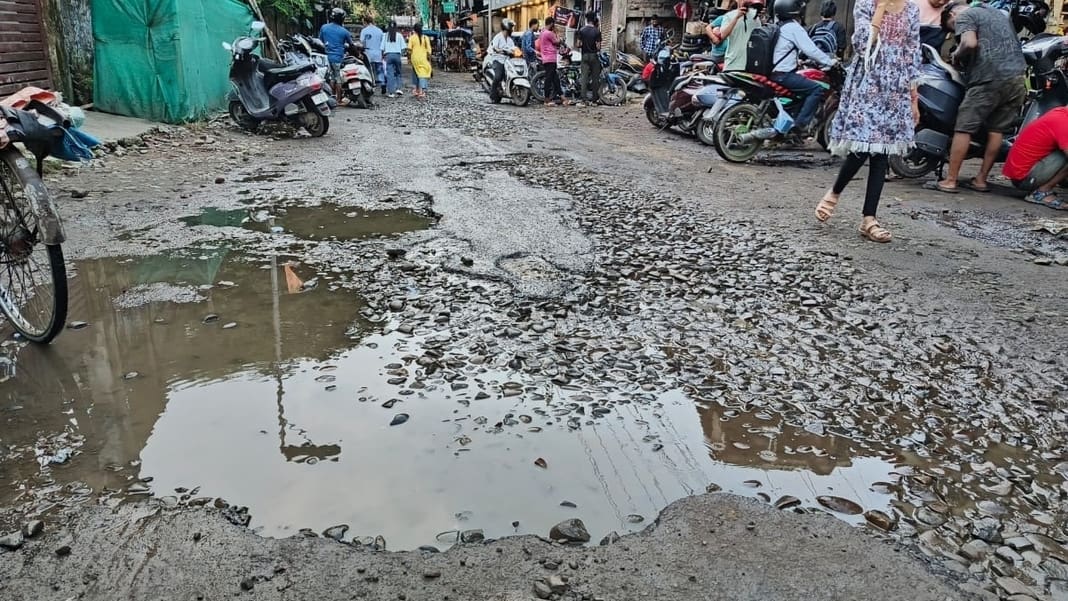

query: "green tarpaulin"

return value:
[93, 0, 252, 123]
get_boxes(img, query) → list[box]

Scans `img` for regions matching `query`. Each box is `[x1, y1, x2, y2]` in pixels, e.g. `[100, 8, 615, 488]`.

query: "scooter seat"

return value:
[689, 54, 719, 62]
[266, 63, 314, 79]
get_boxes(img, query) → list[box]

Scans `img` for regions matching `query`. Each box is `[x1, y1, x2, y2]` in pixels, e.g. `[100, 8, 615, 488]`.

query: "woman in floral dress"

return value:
[814, 0, 921, 242]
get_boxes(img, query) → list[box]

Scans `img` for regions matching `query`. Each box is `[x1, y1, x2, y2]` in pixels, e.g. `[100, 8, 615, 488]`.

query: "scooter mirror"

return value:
[238, 38, 255, 51]
[222, 41, 233, 51]
[251, 21, 266, 32]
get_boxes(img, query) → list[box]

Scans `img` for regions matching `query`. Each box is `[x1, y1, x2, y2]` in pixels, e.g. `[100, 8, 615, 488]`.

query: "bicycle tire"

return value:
[0, 151, 69, 343]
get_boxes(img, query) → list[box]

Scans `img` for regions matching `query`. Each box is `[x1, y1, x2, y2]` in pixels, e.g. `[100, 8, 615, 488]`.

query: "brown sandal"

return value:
[815, 192, 839, 223]
[859, 220, 892, 243]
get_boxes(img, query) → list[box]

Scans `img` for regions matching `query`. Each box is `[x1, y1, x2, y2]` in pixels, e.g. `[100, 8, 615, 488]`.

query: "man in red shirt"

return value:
[1003, 107, 1068, 210]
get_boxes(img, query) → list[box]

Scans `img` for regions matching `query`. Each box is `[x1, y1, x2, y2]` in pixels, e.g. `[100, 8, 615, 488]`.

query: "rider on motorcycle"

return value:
[489, 19, 518, 101]
[769, 0, 837, 135]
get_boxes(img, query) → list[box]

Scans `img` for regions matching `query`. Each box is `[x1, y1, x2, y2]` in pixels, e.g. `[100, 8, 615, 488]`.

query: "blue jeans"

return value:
[385, 53, 402, 94]
[771, 71, 824, 129]
[369, 60, 385, 90]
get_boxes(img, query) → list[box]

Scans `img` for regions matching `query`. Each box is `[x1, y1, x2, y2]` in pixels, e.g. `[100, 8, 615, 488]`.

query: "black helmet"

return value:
[330, 7, 346, 24]
[774, 0, 804, 21]
[1012, 0, 1050, 35]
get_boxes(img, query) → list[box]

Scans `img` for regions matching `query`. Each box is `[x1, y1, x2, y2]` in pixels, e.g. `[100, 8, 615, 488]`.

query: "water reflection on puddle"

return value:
[0, 250, 901, 548]
[180, 204, 434, 241]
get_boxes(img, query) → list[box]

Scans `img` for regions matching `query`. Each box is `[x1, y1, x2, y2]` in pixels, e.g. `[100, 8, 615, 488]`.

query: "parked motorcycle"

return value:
[482, 49, 533, 106]
[529, 51, 628, 105]
[280, 34, 332, 87]
[710, 64, 845, 162]
[224, 22, 332, 136]
[890, 38, 1068, 178]
[340, 42, 376, 108]
[643, 44, 728, 143]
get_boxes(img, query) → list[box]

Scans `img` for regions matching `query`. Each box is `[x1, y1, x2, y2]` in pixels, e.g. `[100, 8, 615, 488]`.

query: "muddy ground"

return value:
[1, 72, 1066, 600]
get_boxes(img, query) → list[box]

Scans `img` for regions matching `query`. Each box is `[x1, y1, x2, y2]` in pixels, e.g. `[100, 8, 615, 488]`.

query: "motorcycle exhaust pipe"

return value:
[737, 127, 778, 143]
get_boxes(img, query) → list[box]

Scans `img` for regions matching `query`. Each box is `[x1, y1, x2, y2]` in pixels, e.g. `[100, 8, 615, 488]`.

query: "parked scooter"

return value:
[482, 48, 532, 106]
[340, 42, 376, 108]
[890, 39, 1068, 178]
[224, 22, 332, 136]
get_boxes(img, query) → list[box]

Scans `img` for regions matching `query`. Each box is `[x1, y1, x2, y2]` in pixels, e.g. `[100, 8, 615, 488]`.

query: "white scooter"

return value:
[482, 48, 531, 107]
[340, 42, 376, 108]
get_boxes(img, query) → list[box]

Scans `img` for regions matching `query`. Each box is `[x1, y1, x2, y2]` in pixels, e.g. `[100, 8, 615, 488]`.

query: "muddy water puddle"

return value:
[0, 245, 908, 548]
[181, 204, 434, 241]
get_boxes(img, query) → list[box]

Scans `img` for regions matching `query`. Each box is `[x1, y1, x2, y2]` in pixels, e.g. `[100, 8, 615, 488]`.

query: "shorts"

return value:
[955, 77, 1027, 134]
[1012, 151, 1068, 191]
[328, 61, 342, 83]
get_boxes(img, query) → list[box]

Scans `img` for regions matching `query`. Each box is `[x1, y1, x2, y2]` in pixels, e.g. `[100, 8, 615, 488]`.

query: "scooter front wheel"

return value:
[889, 150, 937, 179]
[511, 84, 531, 107]
[229, 101, 260, 132]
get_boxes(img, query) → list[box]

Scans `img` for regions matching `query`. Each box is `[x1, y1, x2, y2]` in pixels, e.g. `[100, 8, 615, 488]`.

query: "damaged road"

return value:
[1, 73, 1067, 600]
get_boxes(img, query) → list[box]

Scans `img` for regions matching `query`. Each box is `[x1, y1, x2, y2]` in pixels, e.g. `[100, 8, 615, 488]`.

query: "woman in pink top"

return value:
[539, 17, 569, 105]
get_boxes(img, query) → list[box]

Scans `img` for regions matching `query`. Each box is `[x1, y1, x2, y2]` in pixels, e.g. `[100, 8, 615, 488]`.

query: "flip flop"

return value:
[961, 179, 991, 193]
[922, 181, 960, 194]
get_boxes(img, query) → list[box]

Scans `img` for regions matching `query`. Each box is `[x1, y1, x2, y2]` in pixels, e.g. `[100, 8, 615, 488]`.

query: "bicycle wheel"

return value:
[0, 151, 68, 343]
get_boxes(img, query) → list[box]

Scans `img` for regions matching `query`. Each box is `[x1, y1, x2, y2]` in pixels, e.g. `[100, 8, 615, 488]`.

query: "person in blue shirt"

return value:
[360, 15, 386, 95]
[768, 0, 836, 134]
[319, 8, 353, 102]
[521, 18, 540, 65]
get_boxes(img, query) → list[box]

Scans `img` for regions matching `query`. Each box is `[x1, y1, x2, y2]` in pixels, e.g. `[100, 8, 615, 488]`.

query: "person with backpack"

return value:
[808, 0, 848, 57]
[814, 0, 921, 243]
[768, 0, 838, 135]
[711, 0, 763, 71]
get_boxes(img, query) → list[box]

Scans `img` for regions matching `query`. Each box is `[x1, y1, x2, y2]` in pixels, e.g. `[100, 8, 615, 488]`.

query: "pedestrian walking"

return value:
[407, 23, 433, 98]
[539, 16, 568, 106]
[381, 21, 406, 97]
[577, 12, 602, 106]
[815, 0, 921, 243]
[925, 1, 1026, 194]
[807, 0, 848, 57]
[361, 15, 386, 95]
[640, 15, 664, 60]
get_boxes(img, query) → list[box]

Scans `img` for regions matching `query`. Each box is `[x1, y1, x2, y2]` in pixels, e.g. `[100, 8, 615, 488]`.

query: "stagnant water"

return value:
[0, 250, 908, 550]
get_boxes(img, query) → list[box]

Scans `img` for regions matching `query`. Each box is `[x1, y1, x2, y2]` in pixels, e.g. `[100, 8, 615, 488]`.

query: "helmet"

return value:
[502, 18, 515, 31]
[774, 0, 804, 21]
[330, 7, 346, 24]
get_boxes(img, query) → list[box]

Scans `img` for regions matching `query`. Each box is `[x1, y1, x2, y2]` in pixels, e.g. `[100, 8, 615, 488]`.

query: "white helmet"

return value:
[501, 18, 515, 31]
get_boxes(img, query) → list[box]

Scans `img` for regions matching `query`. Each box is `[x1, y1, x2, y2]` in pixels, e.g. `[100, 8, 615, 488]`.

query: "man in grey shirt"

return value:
[930, 1, 1026, 193]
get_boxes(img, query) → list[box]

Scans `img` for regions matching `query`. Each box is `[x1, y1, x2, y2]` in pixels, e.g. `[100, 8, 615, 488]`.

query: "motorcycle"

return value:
[890, 38, 1068, 178]
[529, 51, 628, 105]
[482, 48, 533, 106]
[340, 42, 376, 109]
[643, 44, 728, 143]
[224, 22, 332, 137]
[710, 64, 845, 163]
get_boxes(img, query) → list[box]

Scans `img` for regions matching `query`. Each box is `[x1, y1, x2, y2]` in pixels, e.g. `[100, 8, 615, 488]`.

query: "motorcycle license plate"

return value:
[348, 82, 360, 90]
[312, 92, 330, 105]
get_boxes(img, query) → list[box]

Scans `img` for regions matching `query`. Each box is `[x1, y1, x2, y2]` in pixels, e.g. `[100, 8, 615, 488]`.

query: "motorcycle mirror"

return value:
[222, 41, 233, 51]
[251, 21, 267, 32]
[238, 38, 255, 51]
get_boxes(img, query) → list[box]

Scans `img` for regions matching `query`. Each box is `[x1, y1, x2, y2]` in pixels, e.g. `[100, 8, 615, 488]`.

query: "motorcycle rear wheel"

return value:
[713, 102, 767, 163]
[598, 80, 627, 106]
[511, 84, 531, 107]
[890, 150, 936, 178]
[301, 110, 329, 137]
[229, 101, 260, 132]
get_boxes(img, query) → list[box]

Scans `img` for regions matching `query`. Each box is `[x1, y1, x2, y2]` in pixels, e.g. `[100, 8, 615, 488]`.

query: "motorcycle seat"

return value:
[689, 54, 718, 63]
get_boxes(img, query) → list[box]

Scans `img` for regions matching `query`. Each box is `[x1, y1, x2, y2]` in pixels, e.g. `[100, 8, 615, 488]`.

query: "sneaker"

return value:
[396, 89, 405, 96]
[387, 93, 397, 98]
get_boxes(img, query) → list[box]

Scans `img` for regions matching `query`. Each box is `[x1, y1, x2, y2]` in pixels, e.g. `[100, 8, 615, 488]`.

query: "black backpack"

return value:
[745, 23, 783, 75]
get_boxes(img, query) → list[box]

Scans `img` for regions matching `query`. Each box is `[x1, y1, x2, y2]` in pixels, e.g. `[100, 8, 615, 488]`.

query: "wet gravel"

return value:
[1, 73, 1066, 600]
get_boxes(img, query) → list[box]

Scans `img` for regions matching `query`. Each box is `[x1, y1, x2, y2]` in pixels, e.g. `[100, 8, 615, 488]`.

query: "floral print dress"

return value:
[828, 0, 921, 157]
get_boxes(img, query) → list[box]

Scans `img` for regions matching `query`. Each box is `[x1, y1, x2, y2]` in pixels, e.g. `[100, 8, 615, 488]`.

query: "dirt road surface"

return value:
[1, 72, 1066, 600]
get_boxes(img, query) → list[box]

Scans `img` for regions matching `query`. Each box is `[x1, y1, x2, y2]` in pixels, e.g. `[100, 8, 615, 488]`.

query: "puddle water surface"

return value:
[181, 204, 434, 241]
[0, 250, 904, 548]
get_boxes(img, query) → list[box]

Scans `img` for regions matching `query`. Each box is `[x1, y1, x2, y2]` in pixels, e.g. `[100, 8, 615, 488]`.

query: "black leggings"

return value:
[832, 152, 889, 217]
